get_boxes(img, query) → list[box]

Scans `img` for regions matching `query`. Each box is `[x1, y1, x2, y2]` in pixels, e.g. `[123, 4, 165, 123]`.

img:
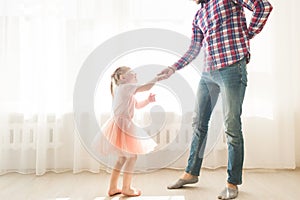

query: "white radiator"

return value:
[2, 112, 223, 152]
[1, 114, 61, 150]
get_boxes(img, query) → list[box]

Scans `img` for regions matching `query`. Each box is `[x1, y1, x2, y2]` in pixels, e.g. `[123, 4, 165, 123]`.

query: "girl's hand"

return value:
[157, 66, 176, 80]
[148, 93, 156, 103]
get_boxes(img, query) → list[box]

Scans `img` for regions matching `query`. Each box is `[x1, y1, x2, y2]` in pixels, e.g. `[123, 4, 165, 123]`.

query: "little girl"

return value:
[92, 66, 161, 197]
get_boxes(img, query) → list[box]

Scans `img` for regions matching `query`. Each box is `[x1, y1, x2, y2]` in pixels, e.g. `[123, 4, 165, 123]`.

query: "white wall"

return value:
[296, 120, 300, 167]
[291, 0, 300, 168]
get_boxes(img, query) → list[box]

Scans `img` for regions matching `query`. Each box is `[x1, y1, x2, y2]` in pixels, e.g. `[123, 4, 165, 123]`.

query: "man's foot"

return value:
[167, 173, 198, 189]
[121, 187, 141, 197]
[108, 188, 122, 196]
[217, 186, 238, 200]
[180, 172, 197, 180]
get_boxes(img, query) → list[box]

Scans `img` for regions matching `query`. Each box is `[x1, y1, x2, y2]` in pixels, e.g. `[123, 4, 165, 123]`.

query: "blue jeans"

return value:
[185, 58, 247, 185]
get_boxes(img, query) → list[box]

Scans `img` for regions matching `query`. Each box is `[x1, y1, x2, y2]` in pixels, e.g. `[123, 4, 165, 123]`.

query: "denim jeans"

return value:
[185, 58, 247, 185]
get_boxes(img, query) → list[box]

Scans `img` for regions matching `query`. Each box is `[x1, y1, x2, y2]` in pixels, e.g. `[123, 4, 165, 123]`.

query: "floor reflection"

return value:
[94, 195, 185, 200]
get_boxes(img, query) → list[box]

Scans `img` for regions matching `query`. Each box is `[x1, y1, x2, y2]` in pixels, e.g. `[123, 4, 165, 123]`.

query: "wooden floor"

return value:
[0, 168, 299, 200]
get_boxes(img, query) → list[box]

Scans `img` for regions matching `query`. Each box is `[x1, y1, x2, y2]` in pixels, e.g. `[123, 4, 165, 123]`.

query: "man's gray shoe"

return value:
[217, 187, 238, 200]
[167, 177, 198, 189]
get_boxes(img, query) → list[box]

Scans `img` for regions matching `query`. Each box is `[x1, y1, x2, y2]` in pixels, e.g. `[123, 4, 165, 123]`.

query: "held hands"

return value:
[146, 66, 175, 104]
[157, 66, 176, 81]
[144, 66, 175, 105]
[141, 67, 175, 107]
[136, 67, 175, 94]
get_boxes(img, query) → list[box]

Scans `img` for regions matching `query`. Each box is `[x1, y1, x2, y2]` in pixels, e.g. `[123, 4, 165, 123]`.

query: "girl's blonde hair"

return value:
[110, 66, 130, 97]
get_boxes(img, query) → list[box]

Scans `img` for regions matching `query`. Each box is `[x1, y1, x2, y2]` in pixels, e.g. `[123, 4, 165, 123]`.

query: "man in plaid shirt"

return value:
[159, 0, 273, 199]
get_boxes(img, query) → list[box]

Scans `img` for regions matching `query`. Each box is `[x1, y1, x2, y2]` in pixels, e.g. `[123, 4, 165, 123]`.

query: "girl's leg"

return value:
[108, 156, 126, 196]
[121, 155, 141, 197]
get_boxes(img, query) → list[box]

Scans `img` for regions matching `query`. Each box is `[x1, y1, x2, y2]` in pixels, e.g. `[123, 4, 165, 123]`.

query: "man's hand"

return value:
[157, 66, 176, 80]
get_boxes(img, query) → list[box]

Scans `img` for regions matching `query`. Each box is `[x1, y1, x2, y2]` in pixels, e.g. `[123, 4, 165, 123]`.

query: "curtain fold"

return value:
[0, 0, 299, 175]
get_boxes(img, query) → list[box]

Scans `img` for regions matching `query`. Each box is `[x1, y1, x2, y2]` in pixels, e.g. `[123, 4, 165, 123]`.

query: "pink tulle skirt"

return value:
[91, 116, 157, 156]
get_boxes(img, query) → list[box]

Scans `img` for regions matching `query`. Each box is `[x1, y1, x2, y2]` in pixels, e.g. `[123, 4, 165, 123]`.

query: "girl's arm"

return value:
[135, 77, 157, 93]
[135, 93, 155, 109]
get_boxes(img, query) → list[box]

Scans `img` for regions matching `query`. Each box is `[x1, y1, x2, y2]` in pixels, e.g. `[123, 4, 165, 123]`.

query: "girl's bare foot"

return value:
[108, 188, 122, 196]
[121, 187, 141, 197]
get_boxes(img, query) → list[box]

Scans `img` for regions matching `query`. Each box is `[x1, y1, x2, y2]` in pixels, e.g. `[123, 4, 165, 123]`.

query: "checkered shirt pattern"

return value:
[172, 0, 273, 72]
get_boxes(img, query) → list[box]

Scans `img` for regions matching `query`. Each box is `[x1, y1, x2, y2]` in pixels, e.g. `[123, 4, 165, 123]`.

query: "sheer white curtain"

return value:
[0, 0, 299, 175]
[0, 0, 127, 175]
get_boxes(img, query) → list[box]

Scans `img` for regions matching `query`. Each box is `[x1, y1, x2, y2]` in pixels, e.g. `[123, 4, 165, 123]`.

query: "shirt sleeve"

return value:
[236, 0, 273, 39]
[121, 83, 139, 96]
[172, 11, 204, 70]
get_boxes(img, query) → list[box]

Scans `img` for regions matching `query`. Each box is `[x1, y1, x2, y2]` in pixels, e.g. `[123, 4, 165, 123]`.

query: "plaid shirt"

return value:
[172, 0, 273, 72]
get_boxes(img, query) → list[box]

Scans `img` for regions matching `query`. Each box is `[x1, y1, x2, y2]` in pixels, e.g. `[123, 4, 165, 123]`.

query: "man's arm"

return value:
[171, 23, 204, 70]
[236, 0, 273, 39]
[157, 10, 204, 79]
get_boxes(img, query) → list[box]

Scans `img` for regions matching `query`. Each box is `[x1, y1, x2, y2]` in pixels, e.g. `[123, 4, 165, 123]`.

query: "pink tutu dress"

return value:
[92, 83, 157, 156]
